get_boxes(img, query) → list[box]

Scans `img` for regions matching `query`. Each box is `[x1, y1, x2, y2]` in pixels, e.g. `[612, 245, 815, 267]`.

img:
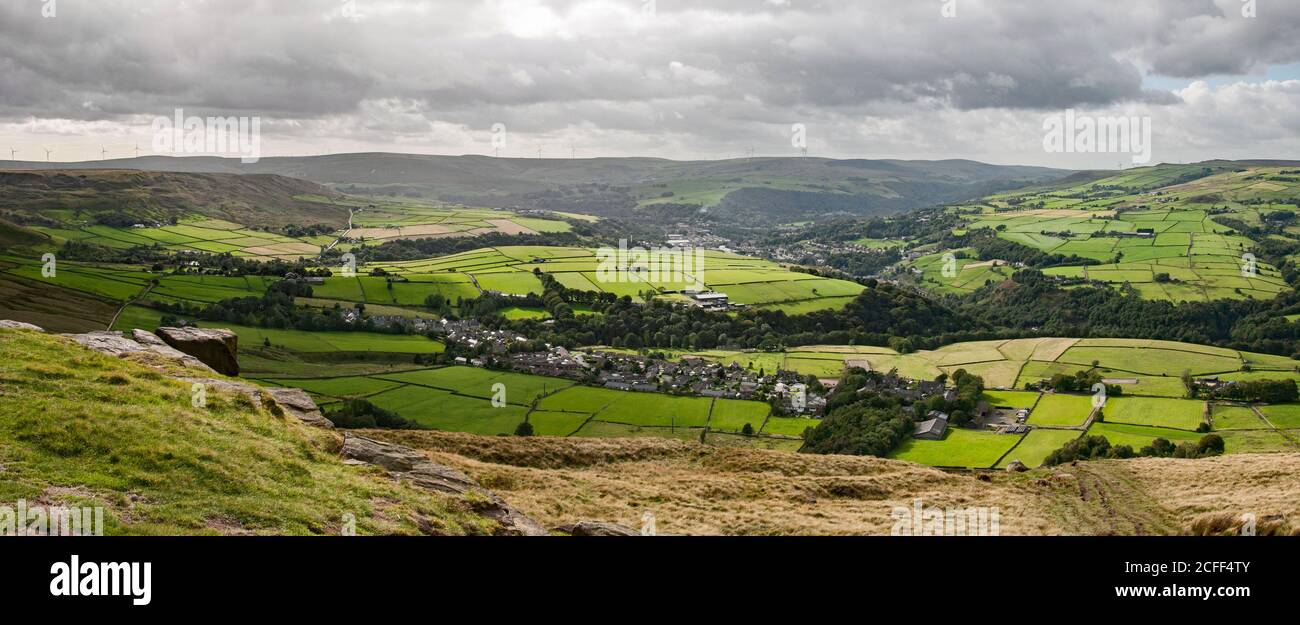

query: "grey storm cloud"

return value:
[0, 0, 1297, 162]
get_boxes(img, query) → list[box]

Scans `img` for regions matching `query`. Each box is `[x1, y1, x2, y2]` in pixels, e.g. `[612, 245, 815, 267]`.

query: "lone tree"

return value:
[741, 423, 755, 437]
[514, 420, 535, 437]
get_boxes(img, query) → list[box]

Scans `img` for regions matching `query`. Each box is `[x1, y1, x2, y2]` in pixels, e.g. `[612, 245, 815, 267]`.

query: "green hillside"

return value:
[905, 162, 1300, 302]
[4, 154, 1069, 223]
[0, 169, 350, 229]
[0, 327, 495, 535]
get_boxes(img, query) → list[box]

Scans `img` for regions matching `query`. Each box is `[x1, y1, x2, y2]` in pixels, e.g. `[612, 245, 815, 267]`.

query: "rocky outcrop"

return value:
[132, 330, 217, 372]
[69, 331, 150, 357]
[552, 521, 640, 537]
[0, 320, 44, 331]
[156, 327, 240, 376]
[341, 434, 548, 536]
[1006, 460, 1029, 473]
[266, 387, 334, 429]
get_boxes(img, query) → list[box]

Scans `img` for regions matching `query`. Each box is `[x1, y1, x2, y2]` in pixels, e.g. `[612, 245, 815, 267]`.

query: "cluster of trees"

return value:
[802, 368, 988, 456]
[323, 399, 421, 429]
[160, 281, 404, 335]
[896, 369, 986, 427]
[59, 240, 332, 278]
[1196, 378, 1298, 404]
[343, 231, 588, 263]
[1037, 368, 1123, 397]
[803, 369, 913, 455]
[962, 269, 1300, 358]
[484, 279, 972, 352]
[1043, 433, 1226, 466]
[279, 223, 336, 238]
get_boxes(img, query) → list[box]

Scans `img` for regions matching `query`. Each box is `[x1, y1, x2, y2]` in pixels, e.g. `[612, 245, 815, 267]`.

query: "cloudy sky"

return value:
[1, 0, 1298, 168]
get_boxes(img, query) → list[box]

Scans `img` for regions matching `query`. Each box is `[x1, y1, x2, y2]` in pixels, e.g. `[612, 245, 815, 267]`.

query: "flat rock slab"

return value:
[0, 320, 45, 331]
[341, 434, 548, 536]
[266, 387, 334, 429]
[156, 327, 240, 376]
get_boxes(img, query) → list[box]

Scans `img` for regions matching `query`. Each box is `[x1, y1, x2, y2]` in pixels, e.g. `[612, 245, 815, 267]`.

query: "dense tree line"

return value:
[488, 279, 974, 352]
[1200, 379, 1298, 404]
[159, 280, 408, 335]
[1043, 433, 1225, 465]
[324, 399, 421, 429]
[960, 269, 1300, 358]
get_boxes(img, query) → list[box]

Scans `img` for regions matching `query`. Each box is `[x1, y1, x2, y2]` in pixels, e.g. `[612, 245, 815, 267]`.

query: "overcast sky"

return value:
[2, 0, 1298, 168]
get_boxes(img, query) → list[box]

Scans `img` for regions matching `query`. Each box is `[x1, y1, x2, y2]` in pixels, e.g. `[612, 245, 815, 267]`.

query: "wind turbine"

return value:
[8, 148, 16, 161]
[101, 147, 108, 161]
[134, 144, 141, 158]
[44, 148, 52, 162]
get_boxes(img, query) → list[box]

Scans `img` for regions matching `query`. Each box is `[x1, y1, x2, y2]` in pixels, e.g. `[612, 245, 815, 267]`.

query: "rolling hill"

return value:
[0, 169, 349, 230]
[0, 154, 1069, 222]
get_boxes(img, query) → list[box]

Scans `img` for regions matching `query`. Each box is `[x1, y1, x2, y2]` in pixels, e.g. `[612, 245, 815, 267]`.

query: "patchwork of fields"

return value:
[655, 337, 1298, 393]
[367, 245, 866, 313]
[34, 218, 326, 261]
[632, 336, 1300, 469]
[346, 203, 571, 244]
[25, 200, 574, 261]
[910, 165, 1300, 302]
[253, 365, 808, 448]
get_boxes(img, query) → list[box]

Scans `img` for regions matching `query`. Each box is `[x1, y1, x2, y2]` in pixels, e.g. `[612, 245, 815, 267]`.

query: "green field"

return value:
[1259, 404, 1300, 429]
[1086, 422, 1202, 450]
[982, 390, 1041, 410]
[1210, 404, 1267, 430]
[1028, 394, 1095, 427]
[252, 362, 788, 444]
[1102, 397, 1205, 430]
[997, 429, 1082, 468]
[889, 428, 1020, 468]
[708, 399, 773, 434]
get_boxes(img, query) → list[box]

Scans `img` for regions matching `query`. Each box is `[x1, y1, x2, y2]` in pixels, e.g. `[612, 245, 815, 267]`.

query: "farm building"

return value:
[914, 413, 949, 440]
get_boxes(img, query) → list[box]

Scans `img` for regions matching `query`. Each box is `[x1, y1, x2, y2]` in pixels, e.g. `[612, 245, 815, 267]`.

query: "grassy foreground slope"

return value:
[0, 328, 494, 535]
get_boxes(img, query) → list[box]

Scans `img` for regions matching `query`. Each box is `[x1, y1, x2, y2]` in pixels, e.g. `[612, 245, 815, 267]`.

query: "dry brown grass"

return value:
[361, 429, 1300, 536]
[1121, 453, 1300, 535]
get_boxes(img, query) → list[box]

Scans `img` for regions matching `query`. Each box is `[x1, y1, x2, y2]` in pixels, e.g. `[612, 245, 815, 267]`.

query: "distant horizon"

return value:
[5, 150, 1297, 172]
